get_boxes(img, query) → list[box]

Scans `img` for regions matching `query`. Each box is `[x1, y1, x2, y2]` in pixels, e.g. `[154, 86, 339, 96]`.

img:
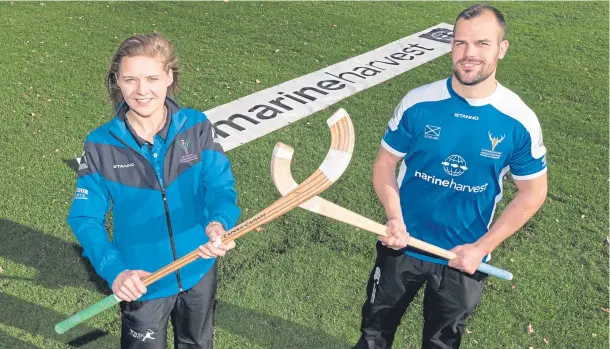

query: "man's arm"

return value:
[449, 173, 548, 274]
[372, 145, 410, 249]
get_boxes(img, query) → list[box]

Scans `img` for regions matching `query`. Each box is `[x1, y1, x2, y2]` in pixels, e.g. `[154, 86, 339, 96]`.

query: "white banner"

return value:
[206, 23, 454, 151]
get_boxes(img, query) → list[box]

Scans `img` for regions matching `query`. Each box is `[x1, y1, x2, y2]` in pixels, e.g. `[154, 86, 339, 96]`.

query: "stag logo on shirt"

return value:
[481, 130, 505, 159]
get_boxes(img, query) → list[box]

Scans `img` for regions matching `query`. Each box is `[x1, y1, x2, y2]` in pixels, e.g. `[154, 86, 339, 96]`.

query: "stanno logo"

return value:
[129, 328, 156, 342]
[113, 163, 135, 169]
[454, 113, 479, 121]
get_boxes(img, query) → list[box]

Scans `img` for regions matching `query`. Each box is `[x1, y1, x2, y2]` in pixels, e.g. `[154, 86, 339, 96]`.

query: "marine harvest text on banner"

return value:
[205, 23, 454, 151]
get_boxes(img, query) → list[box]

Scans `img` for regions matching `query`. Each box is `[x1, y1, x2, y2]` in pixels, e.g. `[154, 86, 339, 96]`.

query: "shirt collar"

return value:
[447, 77, 500, 107]
[117, 97, 180, 147]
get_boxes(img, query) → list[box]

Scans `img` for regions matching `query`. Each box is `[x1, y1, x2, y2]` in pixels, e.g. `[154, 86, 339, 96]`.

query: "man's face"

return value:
[451, 10, 508, 86]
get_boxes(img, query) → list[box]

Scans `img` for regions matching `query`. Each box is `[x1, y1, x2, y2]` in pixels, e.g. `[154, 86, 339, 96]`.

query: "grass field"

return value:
[0, 2, 608, 348]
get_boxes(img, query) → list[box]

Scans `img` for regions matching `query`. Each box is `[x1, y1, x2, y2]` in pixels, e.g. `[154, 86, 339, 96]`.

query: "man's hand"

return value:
[378, 217, 409, 250]
[448, 243, 487, 275]
[112, 270, 152, 301]
[198, 221, 236, 259]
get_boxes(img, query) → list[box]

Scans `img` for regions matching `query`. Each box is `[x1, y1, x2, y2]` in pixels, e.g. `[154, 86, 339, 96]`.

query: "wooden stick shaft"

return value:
[142, 172, 332, 286]
[318, 203, 457, 259]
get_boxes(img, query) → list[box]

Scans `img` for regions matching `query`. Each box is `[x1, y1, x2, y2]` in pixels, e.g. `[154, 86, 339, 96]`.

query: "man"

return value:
[353, 4, 548, 349]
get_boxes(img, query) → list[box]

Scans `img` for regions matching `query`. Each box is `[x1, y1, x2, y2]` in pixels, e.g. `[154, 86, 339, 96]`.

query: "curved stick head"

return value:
[272, 108, 354, 191]
[320, 108, 354, 182]
[271, 142, 298, 195]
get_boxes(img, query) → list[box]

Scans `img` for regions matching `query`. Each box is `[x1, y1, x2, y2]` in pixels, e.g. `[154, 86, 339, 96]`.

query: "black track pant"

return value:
[353, 242, 487, 349]
[120, 263, 217, 349]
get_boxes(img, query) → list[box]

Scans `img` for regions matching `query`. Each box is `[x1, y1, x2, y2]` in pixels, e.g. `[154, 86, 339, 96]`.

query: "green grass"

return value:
[0, 2, 608, 348]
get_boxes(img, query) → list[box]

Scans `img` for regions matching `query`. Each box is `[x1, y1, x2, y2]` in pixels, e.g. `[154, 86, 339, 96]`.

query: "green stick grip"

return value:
[55, 294, 120, 334]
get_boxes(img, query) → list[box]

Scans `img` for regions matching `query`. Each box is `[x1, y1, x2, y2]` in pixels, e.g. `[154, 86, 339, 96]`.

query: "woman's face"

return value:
[116, 55, 173, 119]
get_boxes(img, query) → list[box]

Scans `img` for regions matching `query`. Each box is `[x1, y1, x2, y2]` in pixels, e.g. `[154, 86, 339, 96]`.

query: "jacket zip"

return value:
[160, 185, 183, 291]
[110, 131, 183, 291]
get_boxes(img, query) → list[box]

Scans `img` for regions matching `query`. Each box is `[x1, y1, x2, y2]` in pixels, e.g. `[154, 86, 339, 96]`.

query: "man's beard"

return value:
[452, 59, 495, 86]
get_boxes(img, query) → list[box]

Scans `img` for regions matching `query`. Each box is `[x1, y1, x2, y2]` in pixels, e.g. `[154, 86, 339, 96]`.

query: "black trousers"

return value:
[120, 263, 217, 349]
[353, 242, 487, 349]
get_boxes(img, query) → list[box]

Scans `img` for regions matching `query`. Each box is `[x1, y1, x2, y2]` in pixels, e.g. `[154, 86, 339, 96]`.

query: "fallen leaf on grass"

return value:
[465, 328, 472, 334]
[527, 323, 534, 334]
[255, 227, 264, 232]
[543, 337, 549, 345]
[601, 307, 610, 313]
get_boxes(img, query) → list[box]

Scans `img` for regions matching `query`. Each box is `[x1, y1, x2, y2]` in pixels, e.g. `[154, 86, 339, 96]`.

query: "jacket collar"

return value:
[109, 97, 186, 150]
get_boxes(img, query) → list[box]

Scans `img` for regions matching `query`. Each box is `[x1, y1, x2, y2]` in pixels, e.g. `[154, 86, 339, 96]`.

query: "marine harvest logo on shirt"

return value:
[413, 154, 488, 193]
[179, 137, 198, 163]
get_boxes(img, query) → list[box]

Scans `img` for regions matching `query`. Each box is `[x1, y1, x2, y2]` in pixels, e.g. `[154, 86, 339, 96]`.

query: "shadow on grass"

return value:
[0, 219, 350, 348]
[0, 218, 110, 295]
[0, 218, 115, 347]
[216, 300, 351, 349]
[0, 292, 117, 348]
[62, 157, 80, 174]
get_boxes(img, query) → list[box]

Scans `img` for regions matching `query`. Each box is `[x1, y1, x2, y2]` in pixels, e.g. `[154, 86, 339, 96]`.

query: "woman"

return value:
[67, 32, 240, 349]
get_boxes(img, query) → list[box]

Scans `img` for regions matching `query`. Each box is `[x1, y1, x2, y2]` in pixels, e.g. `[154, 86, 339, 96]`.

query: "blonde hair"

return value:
[107, 33, 179, 111]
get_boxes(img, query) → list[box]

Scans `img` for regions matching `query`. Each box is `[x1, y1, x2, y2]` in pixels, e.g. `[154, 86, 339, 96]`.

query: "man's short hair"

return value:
[456, 4, 507, 39]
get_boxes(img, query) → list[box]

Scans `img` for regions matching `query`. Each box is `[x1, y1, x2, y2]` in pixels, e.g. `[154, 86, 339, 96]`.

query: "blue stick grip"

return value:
[55, 294, 120, 334]
[477, 263, 513, 280]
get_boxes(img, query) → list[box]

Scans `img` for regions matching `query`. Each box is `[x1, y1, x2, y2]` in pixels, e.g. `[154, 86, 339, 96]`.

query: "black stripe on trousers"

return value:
[353, 242, 488, 349]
